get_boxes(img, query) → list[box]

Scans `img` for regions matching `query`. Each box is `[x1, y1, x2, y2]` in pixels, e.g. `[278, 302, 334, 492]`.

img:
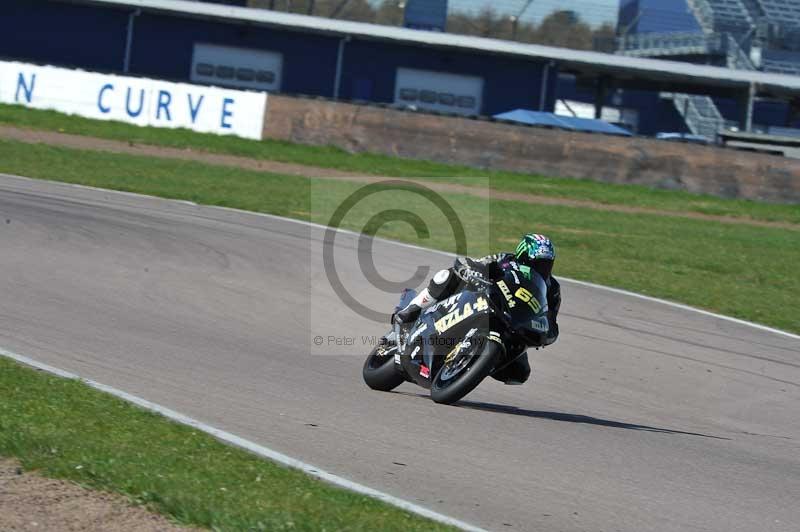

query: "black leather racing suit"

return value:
[423, 253, 561, 384]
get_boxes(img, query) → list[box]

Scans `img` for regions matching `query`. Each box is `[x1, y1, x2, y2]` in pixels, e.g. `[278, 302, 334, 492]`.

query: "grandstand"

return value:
[620, 0, 800, 72]
[702, 0, 753, 34]
[615, 0, 800, 140]
[759, 0, 800, 26]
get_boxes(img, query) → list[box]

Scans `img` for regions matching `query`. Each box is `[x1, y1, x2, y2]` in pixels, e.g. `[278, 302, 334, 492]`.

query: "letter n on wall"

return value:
[15, 72, 36, 103]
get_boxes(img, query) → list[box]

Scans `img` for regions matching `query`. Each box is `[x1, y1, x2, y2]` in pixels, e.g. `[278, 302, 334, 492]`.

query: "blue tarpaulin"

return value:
[493, 109, 633, 136]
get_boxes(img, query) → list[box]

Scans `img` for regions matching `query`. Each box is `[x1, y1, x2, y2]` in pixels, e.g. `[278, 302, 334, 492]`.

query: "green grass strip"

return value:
[2, 103, 799, 225]
[0, 357, 456, 531]
[0, 138, 797, 334]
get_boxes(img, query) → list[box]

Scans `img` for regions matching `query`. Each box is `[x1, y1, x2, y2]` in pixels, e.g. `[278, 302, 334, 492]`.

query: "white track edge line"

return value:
[3, 171, 799, 342]
[0, 347, 487, 532]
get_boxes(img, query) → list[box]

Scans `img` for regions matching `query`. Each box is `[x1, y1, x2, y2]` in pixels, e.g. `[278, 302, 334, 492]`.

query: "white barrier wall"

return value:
[0, 61, 267, 140]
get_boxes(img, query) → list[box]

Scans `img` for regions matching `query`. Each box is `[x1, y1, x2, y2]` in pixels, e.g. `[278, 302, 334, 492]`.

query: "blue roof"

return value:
[493, 110, 633, 136]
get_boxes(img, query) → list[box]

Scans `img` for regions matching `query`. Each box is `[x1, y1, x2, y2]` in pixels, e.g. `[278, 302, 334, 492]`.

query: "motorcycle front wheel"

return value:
[430, 336, 502, 405]
[362, 343, 405, 391]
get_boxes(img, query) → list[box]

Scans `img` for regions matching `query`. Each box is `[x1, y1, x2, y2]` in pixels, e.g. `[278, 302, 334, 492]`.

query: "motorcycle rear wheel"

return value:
[430, 337, 502, 404]
[362, 343, 405, 391]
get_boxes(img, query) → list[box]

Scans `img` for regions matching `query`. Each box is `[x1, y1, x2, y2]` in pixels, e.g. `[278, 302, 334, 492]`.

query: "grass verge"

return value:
[0, 357, 456, 531]
[2, 103, 799, 225]
[0, 138, 797, 334]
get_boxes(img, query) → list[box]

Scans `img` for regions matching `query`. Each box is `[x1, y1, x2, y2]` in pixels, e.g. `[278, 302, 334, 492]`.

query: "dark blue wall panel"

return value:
[714, 97, 793, 128]
[129, 13, 340, 96]
[340, 39, 549, 115]
[753, 100, 794, 128]
[0, 0, 128, 71]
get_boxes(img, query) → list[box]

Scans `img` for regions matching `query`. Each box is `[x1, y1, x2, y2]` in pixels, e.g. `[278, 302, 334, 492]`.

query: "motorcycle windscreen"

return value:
[498, 268, 549, 342]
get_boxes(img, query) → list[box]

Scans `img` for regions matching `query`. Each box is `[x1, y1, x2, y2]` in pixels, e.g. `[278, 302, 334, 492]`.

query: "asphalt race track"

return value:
[1, 173, 799, 532]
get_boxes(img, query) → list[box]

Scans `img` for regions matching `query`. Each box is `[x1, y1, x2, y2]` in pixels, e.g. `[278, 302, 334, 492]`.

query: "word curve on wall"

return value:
[0, 61, 267, 140]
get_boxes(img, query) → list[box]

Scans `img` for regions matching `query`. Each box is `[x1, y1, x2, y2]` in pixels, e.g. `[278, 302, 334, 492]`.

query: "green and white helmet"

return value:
[514, 233, 555, 278]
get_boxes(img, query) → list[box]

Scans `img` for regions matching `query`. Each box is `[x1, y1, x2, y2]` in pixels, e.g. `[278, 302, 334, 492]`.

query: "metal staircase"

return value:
[722, 33, 756, 70]
[668, 93, 727, 140]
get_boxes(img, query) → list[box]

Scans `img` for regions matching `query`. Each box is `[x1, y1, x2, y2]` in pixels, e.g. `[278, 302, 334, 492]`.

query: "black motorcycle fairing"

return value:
[493, 268, 550, 346]
[398, 288, 497, 388]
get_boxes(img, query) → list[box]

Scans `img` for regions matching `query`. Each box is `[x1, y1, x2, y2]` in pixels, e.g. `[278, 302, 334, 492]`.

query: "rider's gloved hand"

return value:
[486, 261, 503, 281]
[460, 267, 489, 285]
[393, 305, 421, 325]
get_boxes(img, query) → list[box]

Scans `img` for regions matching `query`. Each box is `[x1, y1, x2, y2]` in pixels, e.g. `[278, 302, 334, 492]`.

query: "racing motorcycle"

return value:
[362, 260, 551, 404]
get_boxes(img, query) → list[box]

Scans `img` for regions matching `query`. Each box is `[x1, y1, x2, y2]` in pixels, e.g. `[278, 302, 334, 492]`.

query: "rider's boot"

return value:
[393, 288, 436, 325]
[542, 280, 561, 346]
[498, 354, 531, 385]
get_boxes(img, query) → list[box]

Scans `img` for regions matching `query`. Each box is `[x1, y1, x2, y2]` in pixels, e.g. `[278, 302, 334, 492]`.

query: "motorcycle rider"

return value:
[393, 233, 561, 385]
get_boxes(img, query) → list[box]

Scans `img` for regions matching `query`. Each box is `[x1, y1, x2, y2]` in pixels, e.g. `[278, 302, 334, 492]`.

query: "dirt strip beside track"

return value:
[0, 459, 199, 532]
[1, 125, 796, 230]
